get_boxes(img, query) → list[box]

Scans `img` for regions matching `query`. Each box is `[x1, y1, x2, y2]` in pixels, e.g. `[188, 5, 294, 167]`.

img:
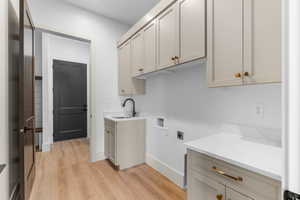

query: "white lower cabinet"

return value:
[227, 187, 253, 200]
[104, 120, 116, 164]
[187, 150, 281, 200]
[104, 119, 146, 170]
[188, 170, 225, 200]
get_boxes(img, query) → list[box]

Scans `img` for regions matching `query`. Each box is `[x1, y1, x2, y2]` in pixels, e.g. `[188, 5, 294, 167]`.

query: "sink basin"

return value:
[111, 116, 131, 119]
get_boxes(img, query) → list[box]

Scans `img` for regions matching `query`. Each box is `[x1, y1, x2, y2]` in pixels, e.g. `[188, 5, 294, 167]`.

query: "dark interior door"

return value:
[53, 60, 87, 142]
[19, 1, 36, 200]
[8, 1, 20, 199]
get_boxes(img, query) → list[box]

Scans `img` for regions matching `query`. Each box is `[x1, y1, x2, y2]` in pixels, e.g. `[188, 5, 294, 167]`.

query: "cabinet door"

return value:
[226, 187, 254, 200]
[109, 128, 116, 164]
[179, 0, 206, 63]
[143, 20, 157, 74]
[207, 0, 244, 87]
[243, 0, 281, 84]
[131, 32, 144, 77]
[118, 42, 133, 95]
[188, 170, 225, 200]
[157, 2, 179, 70]
[104, 128, 110, 159]
[118, 42, 145, 96]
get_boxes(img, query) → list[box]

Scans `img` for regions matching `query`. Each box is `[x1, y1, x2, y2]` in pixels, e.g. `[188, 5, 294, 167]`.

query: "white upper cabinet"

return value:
[207, 0, 282, 87]
[131, 32, 144, 77]
[119, 0, 206, 81]
[118, 41, 145, 96]
[243, 0, 281, 84]
[157, 1, 179, 70]
[143, 20, 157, 74]
[207, 0, 244, 87]
[179, 0, 206, 63]
[118, 0, 281, 89]
[118, 42, 133, 95]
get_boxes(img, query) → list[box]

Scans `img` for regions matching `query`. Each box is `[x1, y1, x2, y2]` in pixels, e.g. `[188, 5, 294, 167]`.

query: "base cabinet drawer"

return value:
[187, 150, 281, 200]
[188, 169, 225, 200]
[227, 187, 253, 200]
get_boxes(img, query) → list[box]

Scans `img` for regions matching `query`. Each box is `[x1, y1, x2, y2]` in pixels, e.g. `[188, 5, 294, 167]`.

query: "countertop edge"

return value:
[186, 145, 281, 182]
[104, 116, 147, 122]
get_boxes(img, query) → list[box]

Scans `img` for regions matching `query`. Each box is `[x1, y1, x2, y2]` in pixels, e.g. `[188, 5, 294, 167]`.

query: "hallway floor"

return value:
[29, 139, 186, 200]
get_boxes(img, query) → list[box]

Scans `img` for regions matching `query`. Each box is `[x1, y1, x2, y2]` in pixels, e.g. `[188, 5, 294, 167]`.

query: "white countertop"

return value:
[185, 133, 283, 181]
[104, 115, 146, 122]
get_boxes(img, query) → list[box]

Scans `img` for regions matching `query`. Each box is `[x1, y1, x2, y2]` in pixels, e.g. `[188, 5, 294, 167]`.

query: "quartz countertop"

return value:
[185, 133, 282, 181]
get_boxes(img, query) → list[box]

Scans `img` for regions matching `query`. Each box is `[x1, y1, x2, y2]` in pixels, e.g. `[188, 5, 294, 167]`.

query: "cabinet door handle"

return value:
[24, 127, 35, 132]
[212, 166, 243, 182]
[234, 72, 242, 78]
[244, 71, 250, 77]
[121, 89, 125, 93]
[138, 68, 144, 72]
[106, 130, 110, 134]
[171, 57, 175, 61]
[216, 194, 223, 200]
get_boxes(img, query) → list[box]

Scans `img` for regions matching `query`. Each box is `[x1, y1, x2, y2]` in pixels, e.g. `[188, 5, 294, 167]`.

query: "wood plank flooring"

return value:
[29, 139, 186, 200]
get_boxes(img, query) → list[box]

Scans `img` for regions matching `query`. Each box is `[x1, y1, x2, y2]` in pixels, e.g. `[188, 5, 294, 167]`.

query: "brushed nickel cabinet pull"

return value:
[212, 166, 243, 182]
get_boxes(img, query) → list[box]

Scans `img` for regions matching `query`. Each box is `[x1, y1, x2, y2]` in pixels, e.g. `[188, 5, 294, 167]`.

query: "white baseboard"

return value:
[146, 153, 184, 188]
[91, 152, 106, 162]
[42, 143, 51, 152]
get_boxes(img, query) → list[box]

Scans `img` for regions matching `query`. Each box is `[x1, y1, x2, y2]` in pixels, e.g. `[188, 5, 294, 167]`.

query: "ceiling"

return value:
[63, 0, 160, 25]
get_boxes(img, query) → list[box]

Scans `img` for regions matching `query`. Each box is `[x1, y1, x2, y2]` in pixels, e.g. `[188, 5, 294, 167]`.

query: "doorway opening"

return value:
[33, 29, 91, 155]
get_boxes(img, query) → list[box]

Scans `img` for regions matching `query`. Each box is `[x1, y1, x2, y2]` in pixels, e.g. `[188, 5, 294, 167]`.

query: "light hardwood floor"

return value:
[29, 139, 186, 200]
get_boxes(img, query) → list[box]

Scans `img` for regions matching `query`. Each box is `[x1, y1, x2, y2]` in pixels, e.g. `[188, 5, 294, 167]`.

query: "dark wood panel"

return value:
[8, 0, 20, 198]
[19, 1, 36, 200]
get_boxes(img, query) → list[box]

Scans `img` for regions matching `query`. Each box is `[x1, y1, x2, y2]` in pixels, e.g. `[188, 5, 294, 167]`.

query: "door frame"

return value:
[41, 32, 91, 152]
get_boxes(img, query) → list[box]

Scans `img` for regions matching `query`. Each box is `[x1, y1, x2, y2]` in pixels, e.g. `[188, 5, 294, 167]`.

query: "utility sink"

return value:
[111, 116, 131, 119]
[105, 114, 145, 122]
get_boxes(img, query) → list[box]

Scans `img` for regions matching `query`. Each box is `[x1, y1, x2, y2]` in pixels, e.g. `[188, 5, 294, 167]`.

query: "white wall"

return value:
[0, 0, 10, 199]
[28, 0, 130, 160]
[42, 33, 91, 151]
[35, 31, 43, 129]
[135, 62, 282, 186]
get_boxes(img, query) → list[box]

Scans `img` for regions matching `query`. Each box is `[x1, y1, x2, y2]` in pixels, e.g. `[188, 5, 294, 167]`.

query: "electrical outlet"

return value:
[255, 103, 264, 118]
[177, 131, 184, 140]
